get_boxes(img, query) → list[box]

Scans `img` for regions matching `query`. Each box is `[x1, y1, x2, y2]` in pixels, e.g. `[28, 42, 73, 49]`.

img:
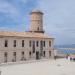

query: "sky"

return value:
[0, 0, 75, 45]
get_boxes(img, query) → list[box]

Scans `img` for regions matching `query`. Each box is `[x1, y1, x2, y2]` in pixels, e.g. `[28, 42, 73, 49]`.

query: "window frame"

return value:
[36, 41, 39, 47]
[22, 40, 24, 47]
[49, 41, 51, 47]
[13, 40, 16, 47]
[43, 41, 45, 47]
[29, 40, 31, 47]
[4, 40, 8, 47]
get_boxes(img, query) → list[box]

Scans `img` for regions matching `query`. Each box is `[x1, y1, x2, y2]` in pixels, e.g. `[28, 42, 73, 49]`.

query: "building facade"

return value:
[0, 10, 54, 63]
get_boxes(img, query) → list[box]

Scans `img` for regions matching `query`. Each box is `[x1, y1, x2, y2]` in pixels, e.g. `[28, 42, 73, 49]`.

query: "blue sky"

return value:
[0, 0, 75, 45]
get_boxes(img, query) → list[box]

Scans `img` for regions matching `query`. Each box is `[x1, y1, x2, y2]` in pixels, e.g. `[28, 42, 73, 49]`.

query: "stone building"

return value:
[0, 10, 54, 63]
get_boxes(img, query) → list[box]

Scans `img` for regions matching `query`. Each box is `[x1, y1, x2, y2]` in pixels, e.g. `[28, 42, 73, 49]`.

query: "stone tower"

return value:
[29, 10, 44, 33]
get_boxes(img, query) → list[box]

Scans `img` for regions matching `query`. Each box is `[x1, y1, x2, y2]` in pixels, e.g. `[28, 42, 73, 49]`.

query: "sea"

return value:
[54, 44, 75, 54]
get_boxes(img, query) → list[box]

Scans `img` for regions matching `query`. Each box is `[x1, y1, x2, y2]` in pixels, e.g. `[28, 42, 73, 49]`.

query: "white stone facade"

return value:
[0, 36, 54, 63]
[0, 10, 54, 63]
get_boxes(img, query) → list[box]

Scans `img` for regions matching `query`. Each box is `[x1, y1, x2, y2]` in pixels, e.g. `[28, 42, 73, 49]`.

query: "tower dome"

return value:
[29, 9, 44, 33]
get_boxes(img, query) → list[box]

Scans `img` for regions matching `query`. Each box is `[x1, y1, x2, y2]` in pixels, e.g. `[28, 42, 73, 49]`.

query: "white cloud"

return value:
[0, 0, 20, 22]
[0, 0, 29, 31]
[37, 0, 75, 45]
[0, 0, 75, 44]
[0, 27, 16, 31]
[19, 0, 28, 3]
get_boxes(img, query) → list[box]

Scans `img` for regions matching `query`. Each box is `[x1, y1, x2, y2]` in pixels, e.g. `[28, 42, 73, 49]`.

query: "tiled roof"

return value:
[0, 31, 54, 39]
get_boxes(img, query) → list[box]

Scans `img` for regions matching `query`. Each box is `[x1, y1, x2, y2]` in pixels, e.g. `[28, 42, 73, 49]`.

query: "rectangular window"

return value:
[13, 52, 16, 62]
[22, 51, 24, 55]
[4, 52, 8, 62]
[29, 40, 31, 47]
[13, 40, 16, 47]
[33, 41, 35, 53]
[29, 51, 31, 58]
[21, 51, 25, 61]
[49, 51, 51, 57]
[36, 41, 39, 47]
[22, 40, 24, 47]
[40, 40, 43, 50]
[43, 51, 45, 57]
[43, 41, 45, 47]
[49, 41, 51, 47]
[5, 40, 8, 47]
[13, 52, 16, 56]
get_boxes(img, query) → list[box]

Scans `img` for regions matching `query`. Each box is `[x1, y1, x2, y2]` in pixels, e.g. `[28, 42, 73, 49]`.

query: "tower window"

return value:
[22, 40, 24, 47]
[5, 40, 8, 47]
[13, 40, 16, 47]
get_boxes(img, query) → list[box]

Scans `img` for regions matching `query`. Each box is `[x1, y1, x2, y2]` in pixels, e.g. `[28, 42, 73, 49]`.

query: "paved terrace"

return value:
[0, 58, 75, 75]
